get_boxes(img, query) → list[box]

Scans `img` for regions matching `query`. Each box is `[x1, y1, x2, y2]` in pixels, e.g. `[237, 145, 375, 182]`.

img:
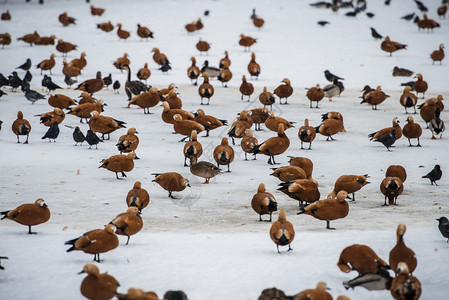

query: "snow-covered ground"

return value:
[0, 0, 448, 299]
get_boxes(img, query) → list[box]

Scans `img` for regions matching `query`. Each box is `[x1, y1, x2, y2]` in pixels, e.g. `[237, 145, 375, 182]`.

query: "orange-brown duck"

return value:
[90, 5, 105, 16]
[99, 153, 136, 179]
[259, 86, 275, 109]
[196, 38, 210, 55]
[239, 34, 257, 51]
[79, 264, 119, 300]
[137, 24, 154, 40]
[11, 111, 31, 144]
[116, 23, 130, 40]
[76, 71, 104, 95]
[247, 52, 261, 80]
[274, 78, 293, 104]
[253, 123, 290, 164]
[381, 36, 407, 56]
[400, 86, 417, 114]
[403, 116, 422, 146]
[56, 39, 77, 57]
[239, 75, 254, 101]
[198, 72, 214, 105]
[430, 43, 445, 65]
[413, 73, 428, 98]
[1, 198, 50, 234]
[380, 177, 404, 206]
[58, 12, 76, 26]
[187, 57, 201, 86]
[270, 209, 294, 253]
[252, 183, 277, 222]
[36, 53, 56, 75]
[213, 137, 235, 172]
[298, 118, 316, 149]
[306, 84, 325, 108]
[17, 31, 40, 46]
[88, 111, 126, 140]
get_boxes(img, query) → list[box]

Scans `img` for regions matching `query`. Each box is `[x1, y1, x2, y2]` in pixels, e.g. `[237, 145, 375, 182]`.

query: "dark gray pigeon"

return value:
[324, 70, 344, 82]
[373, 129, 396, 151]
[86, 129, 103, 149]
[73, 126, 85, 146]
[16, 58, 32, 71]
[422, 165, 442, 185]
[113, 80, 120, 94]
[64, 73, 77, 88]
[370, 27, 383, 39]
[24, 86, 45, 104]
[437, 217, 449, 242]
[103, 73, 112, 88]
[23, 71, 32, 83]
[41, 122, 59, 142]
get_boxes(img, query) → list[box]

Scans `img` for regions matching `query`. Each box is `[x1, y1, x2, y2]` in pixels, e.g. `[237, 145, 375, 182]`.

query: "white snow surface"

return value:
[0, 0, 448, 299]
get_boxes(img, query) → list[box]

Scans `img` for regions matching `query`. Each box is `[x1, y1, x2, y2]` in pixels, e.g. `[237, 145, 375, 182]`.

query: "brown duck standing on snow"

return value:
[247, 52, 261, 80]
[361, 85, 390, 110]
[288, 157, 314, 180]
[251, 183, 277, 222]
[1, 10, 11, 21]
[130, 87, 161, 114]
[298, 118, 316, 149]
[17, 31, 40, 46]
[65, 224, 119, 262]
[239, 75, 254, 101]
[328, 175, 370, 201]
[417, 13, 440, 32]
[386, 165, 407, 183]
[228, 111, 254, 145]
[259, 86, 275, 109]
[389, 224, 417, 274]
[403, 116, 422, 146]
[196, 38, 210, 55]
[265, 112, 294, 132]
[380, 176, 404, 206]
[0, 32, 12, 49]
[270, 166, 307, 182]
[194, 108, 227, 137]
[381, 36, 407, 56]
[298, 190, 349, 230]
[97, 21, 114, 32]
[217, 61, 232, 87]
[68, 52, 87, 70]
[56, 39, 77, 57]
[136, 63, 151, 83]
[113, 53, 130, 71]
[1, 198, 50, 234]
[137, 24, 154, 41]
[58, 12, 76, 26]
[12, 111, 31, 144]
[187, 57, 201, 86]
[90, 5, 105, 16]
[116, 23, 130, 40]
[198, 72, 214, 105]
[430, 43, 445, 65]
[239, 34, 257, 51]
[413, 73, 428, 98]
[76, 71, 104, 95]
[337, 244, 390, 276]
[173, 114, 205, 141]
[152, 47, 170, 66]
[36, 53, 56, 75]
[400, 86, 417, 114]
[37, 107, 65, 126]
[253, 123, 290, 164]
[62, 58, 81, 78]
[219, 51, 231, 69]
[79, 264, 119, 300]
[116, 127, 139, 157]
[249, 107, 269, 131]
[67, 100, 103, 124]
[368, 117, 402, 141]
[241, 129, 258, 160]
[126, 181, 150, 212]
[109, 207, 143, 245]
[99, 152, 136, 179]
[306, 84, 325, 108]
[270, 209, 294, 253]
[48, 93, 76, 109]
[274, 78, 293, 104]
[278, 179, 320, 207]
[315, 117, 344, 141]
[183, 130, 203, 166]
[89, 111, 126, 140]
[213, 137, 235, 172]
[152, 172, 190, 199]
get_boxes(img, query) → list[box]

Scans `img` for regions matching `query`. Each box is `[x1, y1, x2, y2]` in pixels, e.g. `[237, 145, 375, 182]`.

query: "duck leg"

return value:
[204, 178, 210, 184]
[382, 196, 388, 206]
[417, 138, 421, 147]
[24, 134, 29, 144]
[227, 165, 231, 172]
[326, 220, 336, 230]
[115, 173, 120, 180]
[276, 244, 280, 254]
[288, 244, 293, 251]
[121, 172, 127, 178]
[126, 235, 130, 245]
[244, 153, 248, 161]
[27, 225, 37, 234]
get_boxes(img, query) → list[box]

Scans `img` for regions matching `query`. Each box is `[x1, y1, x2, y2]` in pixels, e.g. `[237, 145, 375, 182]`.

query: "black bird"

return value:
[23, 71, 32, 84]
[309, 1, 332, 8]
[159, 64, 172, 72]
[73, 126, 85, 146]
[0, 73, 9, 88]
[429, 108, 445, 139]
[16, 58, 32, 71]
[366, 12, 375, 18]
[401, 12, 415, 21]
[21, 80, 30, 93]
[113, 80, 120, 94]
[0, 89, 7, 99]
[345, 10, 358, 17]
[324, 70, 344, 82]
[8, 72, 22, 92]
[437, 217, 449, 242]
[103, 73, 112, 88]
[317, 20, 330, 26]
[0, 256, 8, 270]
[0, 120, 3, 131]
[422, 165, 442, 185]
[343, 270, 392, 291]
[204, 10, 210, 16]
[64, 73, 77, 88]
[415, 0, 428, 12]
[373, 129, 396, 151]
[250, 8, 257, 19]
[42, 75, 62, 93]
[370, 27, 383, 39]
[24, 86, 45, 104]
[85, 129, 103, 149]
[384, 0, 391, 5]
[41, 75, 50, 92]
[400, 81, 415, 90]
[41, 122, 60, 142]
